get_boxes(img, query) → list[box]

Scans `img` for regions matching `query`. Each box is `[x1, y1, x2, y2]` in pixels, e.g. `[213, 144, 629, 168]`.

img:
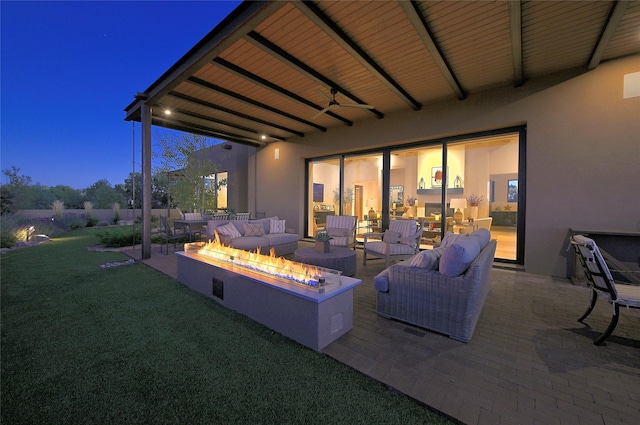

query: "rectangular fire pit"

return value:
[176, 244, 362, 351]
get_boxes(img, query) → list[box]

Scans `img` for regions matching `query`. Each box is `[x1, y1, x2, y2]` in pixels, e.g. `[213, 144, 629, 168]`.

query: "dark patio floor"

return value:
[124, 242, 640, 425]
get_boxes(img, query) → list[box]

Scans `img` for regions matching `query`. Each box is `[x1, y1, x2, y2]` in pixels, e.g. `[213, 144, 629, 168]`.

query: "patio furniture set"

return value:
[167, 213, 637, 346]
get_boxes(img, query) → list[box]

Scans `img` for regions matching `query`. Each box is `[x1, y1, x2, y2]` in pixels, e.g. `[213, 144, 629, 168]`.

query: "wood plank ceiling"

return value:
[124, 0, 640, 147]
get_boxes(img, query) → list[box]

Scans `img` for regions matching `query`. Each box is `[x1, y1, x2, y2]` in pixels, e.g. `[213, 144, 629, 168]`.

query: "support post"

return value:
[141, 103, 152, 259]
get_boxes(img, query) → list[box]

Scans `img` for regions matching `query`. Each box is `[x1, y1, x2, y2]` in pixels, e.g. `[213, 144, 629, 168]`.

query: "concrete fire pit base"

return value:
[176, 252, 362, 351]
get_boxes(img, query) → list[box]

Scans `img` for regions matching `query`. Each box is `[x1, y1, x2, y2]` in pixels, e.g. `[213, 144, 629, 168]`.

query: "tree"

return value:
[49, 185, 84, 209]
[84, 180, 126, 209]
[154, 132, 226, 212]
[2, 166, 35, 210]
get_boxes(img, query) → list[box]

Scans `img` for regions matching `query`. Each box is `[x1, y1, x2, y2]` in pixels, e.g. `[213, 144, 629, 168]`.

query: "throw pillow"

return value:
[382, 229, 401, 243]
[440, 232, 468, 249]
[439, 238, 481, 277]
[216, 222, 242, 239]
[468, 228, 491, 250]
[327, 227, 349, 237]
[409, 247, 444, 269]
[243, 222, 265, 237]
[269, 219, 285, 234]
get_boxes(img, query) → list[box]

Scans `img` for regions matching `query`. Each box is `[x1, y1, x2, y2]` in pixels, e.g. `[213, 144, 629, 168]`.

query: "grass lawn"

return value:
[1, 228, 454, 424]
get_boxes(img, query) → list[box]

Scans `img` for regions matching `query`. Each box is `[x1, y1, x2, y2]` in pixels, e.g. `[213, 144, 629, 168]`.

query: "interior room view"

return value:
[309, 131, 521, 262]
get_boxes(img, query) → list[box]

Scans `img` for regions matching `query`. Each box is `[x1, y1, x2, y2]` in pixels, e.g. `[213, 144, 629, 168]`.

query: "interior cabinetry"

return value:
[490, 211, 517, 226]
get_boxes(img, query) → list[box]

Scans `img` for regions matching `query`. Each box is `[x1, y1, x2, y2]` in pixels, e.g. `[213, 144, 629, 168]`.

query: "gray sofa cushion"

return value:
[262, 233, 299, 245]
[229, 236, 271, 251]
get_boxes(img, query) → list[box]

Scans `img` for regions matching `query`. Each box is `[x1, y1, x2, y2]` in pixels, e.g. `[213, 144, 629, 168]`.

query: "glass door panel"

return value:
[448, 134, 519, 261]
[343, 153, 383, 240]
[307, 158, 339, 237]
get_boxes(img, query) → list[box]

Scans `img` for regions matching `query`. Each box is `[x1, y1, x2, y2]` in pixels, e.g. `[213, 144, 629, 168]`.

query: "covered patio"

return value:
[125, 243, 640, 425]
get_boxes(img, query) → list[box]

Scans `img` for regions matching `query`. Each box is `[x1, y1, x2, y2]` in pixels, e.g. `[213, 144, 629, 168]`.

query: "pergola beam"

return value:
[296, 0, 421, 110]
[188, 76, 327, 132]
[246, 31, 384, 119]
[401, 0, 466, 99]
[213, 57, 352, 126]
[508, 0, 524, 87]
[168, 91, 305, 138]
[588, 0, 629, 70]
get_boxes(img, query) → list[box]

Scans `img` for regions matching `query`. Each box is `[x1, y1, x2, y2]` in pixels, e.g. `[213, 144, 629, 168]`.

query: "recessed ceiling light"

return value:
[164, 109, 171, 115]
[261, 135, 267, 140]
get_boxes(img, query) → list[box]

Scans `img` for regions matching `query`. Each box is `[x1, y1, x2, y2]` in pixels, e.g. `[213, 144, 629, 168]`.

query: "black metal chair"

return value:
[570, 234, 640, 345]
[159, 216, 184, 255]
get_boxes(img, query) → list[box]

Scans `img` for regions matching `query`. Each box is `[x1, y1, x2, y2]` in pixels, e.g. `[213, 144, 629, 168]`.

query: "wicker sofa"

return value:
[374, 231, 496, 342]
[206, 216, 299, 256]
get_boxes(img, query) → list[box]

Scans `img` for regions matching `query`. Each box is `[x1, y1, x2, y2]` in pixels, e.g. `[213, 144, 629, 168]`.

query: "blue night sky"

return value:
[1, 0, 242, 189]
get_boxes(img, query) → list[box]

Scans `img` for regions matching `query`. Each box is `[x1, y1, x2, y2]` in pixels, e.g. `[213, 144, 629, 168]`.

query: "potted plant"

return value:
[314, 230, 332, 253]
[465, 194, 485, 219]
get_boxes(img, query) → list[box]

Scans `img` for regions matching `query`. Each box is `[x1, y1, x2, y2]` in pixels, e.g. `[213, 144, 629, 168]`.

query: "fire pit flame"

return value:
[185, 240, 341, 291]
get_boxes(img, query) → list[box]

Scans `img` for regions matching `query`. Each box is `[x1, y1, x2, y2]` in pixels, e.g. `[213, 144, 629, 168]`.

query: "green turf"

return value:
[1, 228, 455, 424]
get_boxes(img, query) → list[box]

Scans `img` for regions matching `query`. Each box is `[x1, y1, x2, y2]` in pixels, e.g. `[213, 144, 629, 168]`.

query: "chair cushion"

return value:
[389, 219, 417, 246]
[269, 219, 286, 234]
[409, 247, 444, 269]
[366, 241, 416, 256]
[329, 236, 349, 246]
[216, 222, 242, 239]
[243, 222, 265, 237]
[439, 237, 481, 277]
[327, 227, 350, 237]
[383, 229, 401, 243]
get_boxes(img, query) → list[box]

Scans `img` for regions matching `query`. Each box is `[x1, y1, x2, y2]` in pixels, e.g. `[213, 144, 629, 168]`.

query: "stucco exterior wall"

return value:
[254, 55, 640, 276]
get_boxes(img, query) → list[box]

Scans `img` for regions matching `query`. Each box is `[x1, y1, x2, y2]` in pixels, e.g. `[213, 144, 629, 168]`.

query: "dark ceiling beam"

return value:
[401, 1, 466, 99]
[212, 57, 352, 126]
[168, 92, 305, 138]
[588, 0, 629, 70]
[246, 31, 384, 119]
[187, 76, 327, 132]
[152, 116, 266, 147]
[124, 1, 284, 120]
[508, 0, 524, 87]
[296, 1, 421, 110]
[157, 104, 287, 142]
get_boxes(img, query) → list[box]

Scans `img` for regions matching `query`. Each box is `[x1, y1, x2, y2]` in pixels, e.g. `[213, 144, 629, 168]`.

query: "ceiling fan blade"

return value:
[339, 103, 375, 109]
[312, 106, 331, 119]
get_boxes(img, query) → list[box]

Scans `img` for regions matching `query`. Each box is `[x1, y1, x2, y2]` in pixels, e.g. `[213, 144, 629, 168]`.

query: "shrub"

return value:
[57, 214, 88, 230]
[112, 202, 121, 225]
[95, 226, 141, 248]
[52, 200, 65, 218]
[0, 214, 68, 248]
[0, 215, 19, 248]
[86, 216, 100, 227]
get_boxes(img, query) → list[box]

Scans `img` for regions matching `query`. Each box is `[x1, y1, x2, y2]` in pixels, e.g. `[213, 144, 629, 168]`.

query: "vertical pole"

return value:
[141, 103, 152, 259]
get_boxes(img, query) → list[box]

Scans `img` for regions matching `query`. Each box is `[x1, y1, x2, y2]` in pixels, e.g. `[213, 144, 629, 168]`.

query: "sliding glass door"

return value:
[306, 128, 523, 263]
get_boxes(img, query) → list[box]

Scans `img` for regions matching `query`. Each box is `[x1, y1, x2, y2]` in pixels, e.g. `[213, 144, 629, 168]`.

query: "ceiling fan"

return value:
[312, 88, 375, 118]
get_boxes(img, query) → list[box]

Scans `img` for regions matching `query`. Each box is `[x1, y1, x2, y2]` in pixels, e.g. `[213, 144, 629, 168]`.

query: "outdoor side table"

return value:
[294, 246, 357, 277]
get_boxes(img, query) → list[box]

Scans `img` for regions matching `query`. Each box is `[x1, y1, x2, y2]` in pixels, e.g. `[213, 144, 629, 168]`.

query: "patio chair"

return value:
[212, 213, 229, 221]
[325, 215, 357, 250]
[233, 212, 251, 220]
[159, 216, 184, 255]
[570, 234, 640, 345]
[363, 219, 424, 267]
